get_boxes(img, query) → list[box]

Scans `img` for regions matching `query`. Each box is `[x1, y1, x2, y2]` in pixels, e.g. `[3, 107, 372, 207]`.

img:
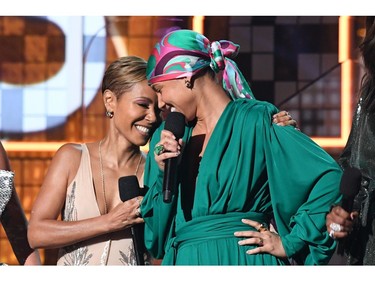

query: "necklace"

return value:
[98, 139, 143, 214]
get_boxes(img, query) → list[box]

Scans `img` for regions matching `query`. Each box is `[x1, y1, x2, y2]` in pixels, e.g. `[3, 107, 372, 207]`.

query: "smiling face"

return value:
[109, 80, 161, 147]
[152, 78, 196, 122]
[102, 56, 162, 147]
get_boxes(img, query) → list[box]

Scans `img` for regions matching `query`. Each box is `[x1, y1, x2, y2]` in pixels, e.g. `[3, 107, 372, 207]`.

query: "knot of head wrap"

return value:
[209, 40, 239, 72]
[146, 29, 254, 100]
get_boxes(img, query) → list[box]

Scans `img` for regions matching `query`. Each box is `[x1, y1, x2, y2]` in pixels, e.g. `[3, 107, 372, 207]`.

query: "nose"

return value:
[157, 93, 166, 109]
[146, 108, 158, 124]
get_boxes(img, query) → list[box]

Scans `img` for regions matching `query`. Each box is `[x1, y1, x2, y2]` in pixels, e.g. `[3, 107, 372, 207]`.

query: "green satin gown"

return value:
[141, 99, 342, 265]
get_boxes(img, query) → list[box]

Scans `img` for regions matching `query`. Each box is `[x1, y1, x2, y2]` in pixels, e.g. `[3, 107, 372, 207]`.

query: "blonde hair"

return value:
[101, 56, 147, 99]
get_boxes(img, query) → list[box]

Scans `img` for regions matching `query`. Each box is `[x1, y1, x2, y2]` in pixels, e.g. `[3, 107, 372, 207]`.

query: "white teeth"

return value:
[136, 125, 150, 134]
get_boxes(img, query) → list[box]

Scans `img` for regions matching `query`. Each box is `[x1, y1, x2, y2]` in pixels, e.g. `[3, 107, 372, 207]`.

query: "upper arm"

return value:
[30, 143, 82, 221]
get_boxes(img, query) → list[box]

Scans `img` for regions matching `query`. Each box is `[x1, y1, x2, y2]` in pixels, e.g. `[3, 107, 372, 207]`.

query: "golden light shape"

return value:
[311, 16, 353, 148]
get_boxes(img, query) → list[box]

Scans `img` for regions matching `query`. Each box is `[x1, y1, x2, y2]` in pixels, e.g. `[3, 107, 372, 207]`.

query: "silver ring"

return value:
[329, 229, 335, 238]
[330, 222, 342, 232]
[135, 207, 141, 217]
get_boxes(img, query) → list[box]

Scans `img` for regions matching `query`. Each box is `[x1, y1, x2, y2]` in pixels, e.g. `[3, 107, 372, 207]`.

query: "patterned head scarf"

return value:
[146, 29, 254, 100]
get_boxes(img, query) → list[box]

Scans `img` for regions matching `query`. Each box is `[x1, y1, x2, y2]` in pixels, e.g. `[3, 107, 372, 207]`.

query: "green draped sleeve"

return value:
[141, 123, 192, 259]
[257, 101, 342, 264]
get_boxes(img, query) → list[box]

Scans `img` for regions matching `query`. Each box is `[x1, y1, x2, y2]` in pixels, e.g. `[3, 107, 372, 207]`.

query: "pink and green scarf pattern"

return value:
[146, 29, 254, 100]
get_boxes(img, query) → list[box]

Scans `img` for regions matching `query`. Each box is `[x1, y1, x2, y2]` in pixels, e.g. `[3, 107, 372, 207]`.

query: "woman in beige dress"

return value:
[28, 56, 160, 265]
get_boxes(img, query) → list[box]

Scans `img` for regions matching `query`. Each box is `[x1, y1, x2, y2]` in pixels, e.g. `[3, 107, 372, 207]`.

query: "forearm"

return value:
[28, 214, 112, 249]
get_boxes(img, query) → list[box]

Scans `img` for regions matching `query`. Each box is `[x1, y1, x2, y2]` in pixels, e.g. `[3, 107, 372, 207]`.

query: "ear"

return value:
[185, 78, 193, 89]
[103, 89, 115, 112]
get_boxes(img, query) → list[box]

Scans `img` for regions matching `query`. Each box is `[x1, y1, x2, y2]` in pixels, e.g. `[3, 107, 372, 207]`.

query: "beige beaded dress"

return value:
[56, 144, 148, 265]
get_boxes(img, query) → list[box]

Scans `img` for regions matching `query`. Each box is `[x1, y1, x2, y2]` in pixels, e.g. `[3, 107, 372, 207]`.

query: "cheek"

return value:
[114, 112, 129, 128]
[181, 93, 195, 109]
[115, 106, 135, 125]
[172, 89, 190, 104]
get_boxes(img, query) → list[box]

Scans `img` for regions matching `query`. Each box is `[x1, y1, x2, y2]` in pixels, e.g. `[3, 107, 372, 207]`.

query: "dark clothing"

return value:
[0, 173, 34, 265]
[336, 98, 375, 265]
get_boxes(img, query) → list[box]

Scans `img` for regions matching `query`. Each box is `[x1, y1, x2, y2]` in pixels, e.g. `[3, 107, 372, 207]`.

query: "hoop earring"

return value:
[185, 80, 192, 89]
[105, 111, 114, 118]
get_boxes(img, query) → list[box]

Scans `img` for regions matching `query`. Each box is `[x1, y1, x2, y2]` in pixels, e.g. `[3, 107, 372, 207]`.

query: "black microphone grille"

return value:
[340, 167, 362, 199]
[119, 175, 140, 201]
[164, 112, 185, 140]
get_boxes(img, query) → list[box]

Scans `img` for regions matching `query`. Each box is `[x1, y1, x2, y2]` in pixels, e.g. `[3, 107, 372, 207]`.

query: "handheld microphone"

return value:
[163, 112, 185, 203]
[118, 175, 145, 265]
[337, 167, 362, 256]
[340, 167, 362, 213]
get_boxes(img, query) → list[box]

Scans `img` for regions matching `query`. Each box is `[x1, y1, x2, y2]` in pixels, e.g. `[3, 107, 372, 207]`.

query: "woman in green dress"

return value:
[140, 29, 342, 265]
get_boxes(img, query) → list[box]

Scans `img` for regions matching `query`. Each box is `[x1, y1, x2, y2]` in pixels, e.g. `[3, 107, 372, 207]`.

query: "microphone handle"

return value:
[131, 225, 145, 265]
[118, 176, 145, 265]
[163, 158, 178, 203]
[336, 196, 355, 257]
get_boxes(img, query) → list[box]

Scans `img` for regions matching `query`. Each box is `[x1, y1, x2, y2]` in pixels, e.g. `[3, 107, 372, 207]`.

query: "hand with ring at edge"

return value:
[233, 218, 287, 259]
[134, 196, 143, 218]
[109, 197, 144, 231]
[328, 222, 342, 239]
[154, 129, 183, 171]
[325, 205, 358, 240]
[135, 207, 141, 218]
[272, 110, 298, 129]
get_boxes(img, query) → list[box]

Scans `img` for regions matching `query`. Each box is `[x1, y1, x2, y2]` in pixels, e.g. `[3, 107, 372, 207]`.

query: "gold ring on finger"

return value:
[259, 237, 264, 246]
[257, 223, 268, 233]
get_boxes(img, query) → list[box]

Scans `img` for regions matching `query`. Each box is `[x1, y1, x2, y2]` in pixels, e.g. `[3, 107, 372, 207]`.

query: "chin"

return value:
[139, 137, 151, 146]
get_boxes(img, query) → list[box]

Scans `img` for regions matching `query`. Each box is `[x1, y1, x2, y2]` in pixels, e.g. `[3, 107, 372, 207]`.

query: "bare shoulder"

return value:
[44, 143, 84, 184]
[50, 143, 84, 167]
[56, 142, 82, 155]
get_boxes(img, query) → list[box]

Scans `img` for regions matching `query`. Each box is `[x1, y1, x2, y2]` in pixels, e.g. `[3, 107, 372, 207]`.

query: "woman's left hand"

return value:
[234, 219, 287, 258]
[273, 110, 298, 129]
[326, 205, 357, 239]
[153, 129, 182, 171]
